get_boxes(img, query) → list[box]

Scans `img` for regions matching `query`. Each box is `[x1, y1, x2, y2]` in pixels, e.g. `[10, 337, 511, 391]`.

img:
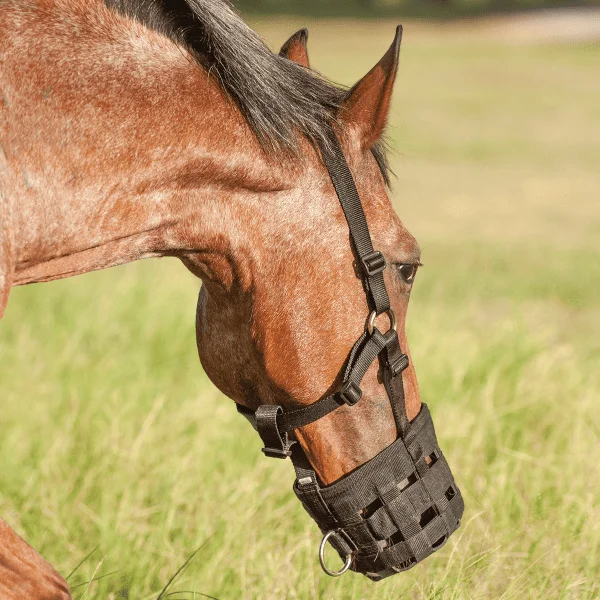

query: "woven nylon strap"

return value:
[237, 328, 407, 435]
[321, 136, 391, 316]
[322, 135, 410, 435]
[235, 133, 410, 450]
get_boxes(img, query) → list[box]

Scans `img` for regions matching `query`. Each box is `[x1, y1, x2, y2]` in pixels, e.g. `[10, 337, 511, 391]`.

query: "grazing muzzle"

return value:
[236, 134, 464, 580]
[293, 404, 463, 580]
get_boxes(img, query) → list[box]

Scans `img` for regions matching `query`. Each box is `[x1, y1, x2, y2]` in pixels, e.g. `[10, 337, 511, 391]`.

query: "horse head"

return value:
[193, 26, 463, 579]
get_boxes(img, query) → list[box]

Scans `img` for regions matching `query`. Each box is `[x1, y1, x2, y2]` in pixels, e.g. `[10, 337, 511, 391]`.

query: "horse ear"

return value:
[279, 29, 310, 68]
[340, 25, 402, 150]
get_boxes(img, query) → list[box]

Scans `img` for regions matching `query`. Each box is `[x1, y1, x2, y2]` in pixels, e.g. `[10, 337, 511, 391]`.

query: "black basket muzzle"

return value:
[293, 404, 463, 580]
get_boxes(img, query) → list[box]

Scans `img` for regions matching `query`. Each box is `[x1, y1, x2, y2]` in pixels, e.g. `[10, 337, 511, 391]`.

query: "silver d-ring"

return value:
[367, 308, 397, 336]
[319, 530, 352, 577]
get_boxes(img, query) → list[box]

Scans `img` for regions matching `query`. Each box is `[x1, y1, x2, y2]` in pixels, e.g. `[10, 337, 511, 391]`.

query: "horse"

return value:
[0, 1, 462, 596]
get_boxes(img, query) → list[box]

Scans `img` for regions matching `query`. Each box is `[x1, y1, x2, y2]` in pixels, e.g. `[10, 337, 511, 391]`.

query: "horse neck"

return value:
[1, 0, 276, 287]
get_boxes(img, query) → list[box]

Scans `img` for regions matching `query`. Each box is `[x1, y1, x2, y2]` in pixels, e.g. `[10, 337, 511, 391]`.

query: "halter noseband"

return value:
[236, 134, 463, 580]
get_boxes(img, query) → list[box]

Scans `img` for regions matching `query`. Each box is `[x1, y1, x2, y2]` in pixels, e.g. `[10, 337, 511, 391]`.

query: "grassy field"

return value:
[1, 16, 599, 600]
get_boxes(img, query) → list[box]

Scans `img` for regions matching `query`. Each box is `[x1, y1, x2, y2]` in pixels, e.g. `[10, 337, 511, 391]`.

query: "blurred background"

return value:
[0, 2, 599, 599]
[237, 0, 599, 17]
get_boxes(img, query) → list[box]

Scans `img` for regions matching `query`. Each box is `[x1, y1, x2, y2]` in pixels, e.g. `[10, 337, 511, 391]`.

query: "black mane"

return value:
[104, 0, 389, 180]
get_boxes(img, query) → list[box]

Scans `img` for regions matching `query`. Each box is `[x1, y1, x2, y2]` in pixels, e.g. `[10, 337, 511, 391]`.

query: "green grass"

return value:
[1, 18, 599, 600]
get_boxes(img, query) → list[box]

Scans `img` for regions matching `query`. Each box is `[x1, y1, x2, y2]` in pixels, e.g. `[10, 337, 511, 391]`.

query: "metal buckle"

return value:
[338, 380, 362, 406]
[361, 250, 386, 278]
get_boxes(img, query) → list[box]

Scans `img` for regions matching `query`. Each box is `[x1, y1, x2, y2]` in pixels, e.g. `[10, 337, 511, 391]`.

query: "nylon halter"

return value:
[237, 134, 411, 447]
[236, 133, 463, 580]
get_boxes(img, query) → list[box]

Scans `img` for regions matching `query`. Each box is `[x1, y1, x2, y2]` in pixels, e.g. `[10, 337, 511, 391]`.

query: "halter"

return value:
[236, 133, 463, 580]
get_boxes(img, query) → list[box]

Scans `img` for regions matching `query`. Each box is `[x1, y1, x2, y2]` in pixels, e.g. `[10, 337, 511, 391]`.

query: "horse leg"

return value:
[0, 279, 73, 597]
[0, 519, 72, 599]
[0, 225, 72, 597]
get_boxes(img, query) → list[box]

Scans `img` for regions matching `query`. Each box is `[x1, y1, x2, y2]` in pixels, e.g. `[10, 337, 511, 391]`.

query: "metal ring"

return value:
[319, 530, 352, 577]
[367, 308, 397, 336]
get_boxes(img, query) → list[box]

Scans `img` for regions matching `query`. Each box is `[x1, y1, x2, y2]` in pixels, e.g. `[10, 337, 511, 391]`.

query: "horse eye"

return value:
[396, 263, 419, 284]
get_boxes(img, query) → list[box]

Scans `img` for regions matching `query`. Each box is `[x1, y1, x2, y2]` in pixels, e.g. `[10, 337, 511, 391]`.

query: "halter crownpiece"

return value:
[236, 133, 463, 580]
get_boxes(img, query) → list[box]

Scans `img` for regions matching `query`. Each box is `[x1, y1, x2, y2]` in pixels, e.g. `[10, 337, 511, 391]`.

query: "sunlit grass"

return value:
[1, 18, 598, 600]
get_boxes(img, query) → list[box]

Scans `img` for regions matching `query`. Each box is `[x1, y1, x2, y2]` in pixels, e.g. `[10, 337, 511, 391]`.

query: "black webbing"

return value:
[321, 137, 391, 316]
[343, 329, 389, 388]
[281, 393, 340, 431]
[236, 380, 342, 434]
[291, 405, 464, 580]
[236, 132, 411, 440]
[381, 333, 411, 434]
[236, 329, 400, 434]
[282, 330, 390, 430]
[321, 134, 410, 434]
[256, 404, 294, 458]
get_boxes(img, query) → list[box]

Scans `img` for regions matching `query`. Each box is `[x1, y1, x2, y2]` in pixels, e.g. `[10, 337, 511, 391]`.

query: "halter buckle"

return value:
[338, 380, 362, 406]
[256, 405, 294, 460]
[361, 250, 386, 278]
[389, 353, 409, 377]
[261, 446, 293, 459]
